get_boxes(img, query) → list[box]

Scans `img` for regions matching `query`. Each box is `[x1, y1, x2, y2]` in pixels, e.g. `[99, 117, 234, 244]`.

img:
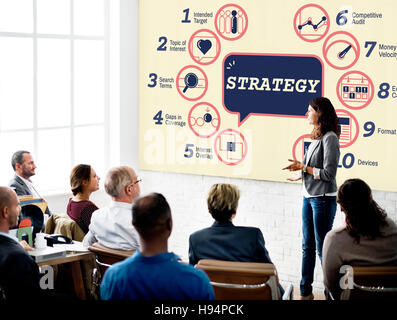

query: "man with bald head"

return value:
[0, 186, 41, 299]
[83, 166, 141, 250]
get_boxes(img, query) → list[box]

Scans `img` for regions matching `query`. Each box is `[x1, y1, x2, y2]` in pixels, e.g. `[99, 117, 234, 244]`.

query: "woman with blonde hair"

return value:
[188, 183, 273, 265]
[67, 164, 100, 233]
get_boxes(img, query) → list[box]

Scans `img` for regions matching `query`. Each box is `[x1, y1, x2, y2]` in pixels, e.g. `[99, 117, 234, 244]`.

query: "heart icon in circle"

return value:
[197, 40, 212, 55]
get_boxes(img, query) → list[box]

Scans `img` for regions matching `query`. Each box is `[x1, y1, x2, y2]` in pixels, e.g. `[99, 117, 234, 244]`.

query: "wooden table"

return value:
[37, 251, 93, 300]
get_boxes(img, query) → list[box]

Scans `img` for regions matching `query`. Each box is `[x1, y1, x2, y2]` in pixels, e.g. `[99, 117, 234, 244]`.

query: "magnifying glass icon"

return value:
[183, 73, 198, 93]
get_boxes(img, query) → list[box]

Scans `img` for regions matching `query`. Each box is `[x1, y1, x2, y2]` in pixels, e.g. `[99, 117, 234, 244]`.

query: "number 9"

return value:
[363, 121, 375, 137]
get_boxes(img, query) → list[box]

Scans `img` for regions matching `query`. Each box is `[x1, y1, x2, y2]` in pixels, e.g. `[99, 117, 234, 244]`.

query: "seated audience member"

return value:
[0, 186, 41, 300]
[9, 150, 51, 216]
[323, 178, 397, 300]
[100, 193, 215, 300]
[67, 164, 100, 234]
[83, 166, 140, 250]
[189, 183, 273, 265]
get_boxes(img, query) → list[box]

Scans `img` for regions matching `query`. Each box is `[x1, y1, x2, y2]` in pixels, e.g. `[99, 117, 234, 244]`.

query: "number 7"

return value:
[364, 41, 377, 57]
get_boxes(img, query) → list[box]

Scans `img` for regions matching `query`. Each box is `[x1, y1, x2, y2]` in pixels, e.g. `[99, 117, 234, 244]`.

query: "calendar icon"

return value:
[337, 71, 374, 110]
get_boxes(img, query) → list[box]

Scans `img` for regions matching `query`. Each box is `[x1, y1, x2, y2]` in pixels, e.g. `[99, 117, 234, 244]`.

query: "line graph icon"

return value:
[298, 15, 326, 31]
[294, 4, 330, 42]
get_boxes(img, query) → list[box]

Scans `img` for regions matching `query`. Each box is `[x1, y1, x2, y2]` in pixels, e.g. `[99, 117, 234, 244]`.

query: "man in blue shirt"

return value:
[100, 192, 214, 300]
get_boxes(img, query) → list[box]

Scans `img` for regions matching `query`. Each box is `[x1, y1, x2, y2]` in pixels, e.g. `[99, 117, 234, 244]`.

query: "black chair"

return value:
[19, 204, 44, 235]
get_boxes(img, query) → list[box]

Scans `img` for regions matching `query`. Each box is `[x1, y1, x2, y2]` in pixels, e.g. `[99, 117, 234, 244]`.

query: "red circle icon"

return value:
[336, 70, 374, 110]
[214, 129, 247, 166]
[176, 65, 208, 101]
[293, 4, 330, 42]
[188, 29, 221, 65]
[292, 134, 312, 161]
[323, 31, 360, 70]
[335, 109, 359, 148]
[214, 4, 248, 41]
[188, 102, 221, 138]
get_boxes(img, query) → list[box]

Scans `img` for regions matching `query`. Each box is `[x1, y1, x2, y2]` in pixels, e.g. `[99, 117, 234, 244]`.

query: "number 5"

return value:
[184, 144, 194, 158]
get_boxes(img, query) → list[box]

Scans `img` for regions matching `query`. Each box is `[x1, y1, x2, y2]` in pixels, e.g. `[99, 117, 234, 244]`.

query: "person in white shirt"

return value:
[83, 166, 141, 250]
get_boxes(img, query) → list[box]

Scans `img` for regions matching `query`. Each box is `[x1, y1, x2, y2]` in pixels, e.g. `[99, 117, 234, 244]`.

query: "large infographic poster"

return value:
[139, 0, 397, 192]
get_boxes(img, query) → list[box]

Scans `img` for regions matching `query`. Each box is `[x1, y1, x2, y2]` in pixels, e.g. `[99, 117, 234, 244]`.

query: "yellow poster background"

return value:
[139, 0, 397, 192]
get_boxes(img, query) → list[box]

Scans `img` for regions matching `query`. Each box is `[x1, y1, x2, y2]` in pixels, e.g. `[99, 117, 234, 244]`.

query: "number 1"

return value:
[181, 8, 191, 23]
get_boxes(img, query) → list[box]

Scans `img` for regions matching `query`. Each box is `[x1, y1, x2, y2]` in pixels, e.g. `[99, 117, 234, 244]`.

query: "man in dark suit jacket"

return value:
[8, 150, 51, 218]
[0, 186, 42, 300]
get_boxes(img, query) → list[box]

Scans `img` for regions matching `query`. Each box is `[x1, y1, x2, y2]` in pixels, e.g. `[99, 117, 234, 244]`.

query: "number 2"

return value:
[157, 36, 167, 51]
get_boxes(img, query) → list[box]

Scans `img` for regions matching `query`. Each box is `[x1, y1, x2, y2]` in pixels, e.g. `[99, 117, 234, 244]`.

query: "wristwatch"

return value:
[303, 164, 308, 173]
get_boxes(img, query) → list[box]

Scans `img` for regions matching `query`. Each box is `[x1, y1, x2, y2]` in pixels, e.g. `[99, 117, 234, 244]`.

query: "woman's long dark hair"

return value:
[337, 178, 388, 244]
[309, 97, 340, 139]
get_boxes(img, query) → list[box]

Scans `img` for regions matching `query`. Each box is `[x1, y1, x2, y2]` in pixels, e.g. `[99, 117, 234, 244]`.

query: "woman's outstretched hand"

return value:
[283, 159, 304, 181]
[286, 175, 302, 182]
[282, 159, 304, 172]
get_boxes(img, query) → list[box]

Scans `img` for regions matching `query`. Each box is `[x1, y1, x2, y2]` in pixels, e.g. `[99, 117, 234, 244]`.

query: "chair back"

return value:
[196, 259, 280, 300]
[341, 265, 397, 300]
[88, 242, 135, 278]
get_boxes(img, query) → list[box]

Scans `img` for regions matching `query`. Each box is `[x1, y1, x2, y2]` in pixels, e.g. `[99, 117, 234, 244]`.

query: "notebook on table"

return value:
[28, 246, 67, 263]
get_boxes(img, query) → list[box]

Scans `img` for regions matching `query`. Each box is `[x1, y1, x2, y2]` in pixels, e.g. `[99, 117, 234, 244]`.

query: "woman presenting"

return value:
[283, 97, 340, 300]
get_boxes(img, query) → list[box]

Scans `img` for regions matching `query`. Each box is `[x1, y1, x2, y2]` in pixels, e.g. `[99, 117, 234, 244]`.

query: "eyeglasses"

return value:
[131, 177, 142, 185]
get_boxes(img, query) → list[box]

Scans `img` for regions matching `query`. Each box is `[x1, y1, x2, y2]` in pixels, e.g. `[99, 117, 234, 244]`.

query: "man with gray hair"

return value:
[83, 166, 141, 250]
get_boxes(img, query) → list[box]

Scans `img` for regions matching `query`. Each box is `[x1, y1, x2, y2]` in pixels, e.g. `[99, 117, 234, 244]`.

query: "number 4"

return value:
[153, 110, 164, 125]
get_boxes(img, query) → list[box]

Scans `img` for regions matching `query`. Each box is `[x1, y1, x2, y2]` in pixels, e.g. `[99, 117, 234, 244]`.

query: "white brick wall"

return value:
[45, 169, 397, 293]
[138, 169, 397, 293]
